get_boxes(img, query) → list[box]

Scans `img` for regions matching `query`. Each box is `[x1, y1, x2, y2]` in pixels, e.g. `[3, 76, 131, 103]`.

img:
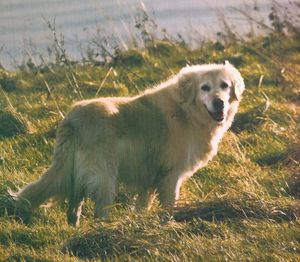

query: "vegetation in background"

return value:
[0, 1, 299, 261]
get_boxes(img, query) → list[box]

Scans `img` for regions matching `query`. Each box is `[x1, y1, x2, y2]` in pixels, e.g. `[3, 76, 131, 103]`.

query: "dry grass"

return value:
[0, 11, 300, 259]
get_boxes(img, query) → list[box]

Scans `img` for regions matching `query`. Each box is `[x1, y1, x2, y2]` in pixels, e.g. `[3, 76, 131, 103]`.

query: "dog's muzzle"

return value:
[208, 98, 225, 122]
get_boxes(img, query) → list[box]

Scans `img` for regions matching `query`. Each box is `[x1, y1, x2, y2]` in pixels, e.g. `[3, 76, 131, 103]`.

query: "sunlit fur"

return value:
[16, 62, 245, 225]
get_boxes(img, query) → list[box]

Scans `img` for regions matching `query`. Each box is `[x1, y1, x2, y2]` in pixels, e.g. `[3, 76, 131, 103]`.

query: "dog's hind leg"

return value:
[67, 192, 84, 226]
[66, 168, 85, 226]
[77, 157, 117, 220]
[92, 174, 117, 219]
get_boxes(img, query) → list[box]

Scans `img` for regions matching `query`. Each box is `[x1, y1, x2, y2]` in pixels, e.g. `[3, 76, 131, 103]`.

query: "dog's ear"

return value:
[225, 61, 245, 101]
[233, 77, 245, 101]
[178, 72, 196, 103]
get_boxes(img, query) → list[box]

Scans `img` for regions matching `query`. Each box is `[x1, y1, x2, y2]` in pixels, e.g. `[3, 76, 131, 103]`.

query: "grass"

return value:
[0, 13, 300, 261]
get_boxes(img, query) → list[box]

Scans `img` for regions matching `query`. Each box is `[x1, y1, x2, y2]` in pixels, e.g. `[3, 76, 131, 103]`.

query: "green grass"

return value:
[0, 33, 300, 261]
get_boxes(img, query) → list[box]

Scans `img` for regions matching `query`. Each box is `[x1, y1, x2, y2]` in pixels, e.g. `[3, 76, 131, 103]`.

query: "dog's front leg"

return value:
[135, 190, 156, 211]
[157, 174, 184, 208]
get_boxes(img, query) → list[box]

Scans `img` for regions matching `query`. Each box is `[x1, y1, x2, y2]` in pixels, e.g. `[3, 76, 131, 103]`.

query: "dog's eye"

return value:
[201, 84, 211, 92]
[220, 82, 229, 89]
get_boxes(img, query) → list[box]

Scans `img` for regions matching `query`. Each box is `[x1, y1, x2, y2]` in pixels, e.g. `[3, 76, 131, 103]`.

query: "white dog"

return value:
[15, 62, 244, 225]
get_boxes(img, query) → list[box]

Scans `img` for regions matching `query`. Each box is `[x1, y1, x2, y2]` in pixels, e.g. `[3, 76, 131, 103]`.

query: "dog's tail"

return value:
[15, 119, 75, 211]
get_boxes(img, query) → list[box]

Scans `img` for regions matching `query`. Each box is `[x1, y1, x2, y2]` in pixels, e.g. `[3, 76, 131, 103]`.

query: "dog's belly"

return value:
[116, 139, 167, 190]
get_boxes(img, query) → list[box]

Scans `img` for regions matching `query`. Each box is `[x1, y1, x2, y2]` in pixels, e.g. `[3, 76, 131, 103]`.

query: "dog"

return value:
[15, 62, 244, 225]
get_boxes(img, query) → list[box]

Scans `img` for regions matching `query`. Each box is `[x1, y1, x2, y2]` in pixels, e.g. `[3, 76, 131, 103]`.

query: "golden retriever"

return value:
[15, 62, 245, 225]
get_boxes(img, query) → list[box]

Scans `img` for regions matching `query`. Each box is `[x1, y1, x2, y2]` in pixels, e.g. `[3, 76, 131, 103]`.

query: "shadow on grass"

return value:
[231, 105, 291, 134]
[231, 107, 265, 134]
[0, 229, 47, 250]
[254, 151, 286, 166]
[173, 198, 299, 222]
[64, 197, 299, 260]
[64, 227, 145, 260]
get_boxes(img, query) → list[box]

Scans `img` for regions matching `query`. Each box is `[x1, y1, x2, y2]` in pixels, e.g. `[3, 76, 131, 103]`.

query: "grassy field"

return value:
[0, 12, 300, 261]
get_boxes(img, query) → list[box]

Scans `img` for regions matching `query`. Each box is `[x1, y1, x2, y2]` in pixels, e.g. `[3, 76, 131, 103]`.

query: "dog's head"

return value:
[178, 62, 245, 124]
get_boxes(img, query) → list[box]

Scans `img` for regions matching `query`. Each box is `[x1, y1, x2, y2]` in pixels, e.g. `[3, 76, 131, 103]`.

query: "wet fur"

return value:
[16, 63, 245, 225]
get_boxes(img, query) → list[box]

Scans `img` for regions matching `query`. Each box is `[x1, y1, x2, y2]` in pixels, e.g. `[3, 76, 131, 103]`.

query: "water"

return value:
[0, 0, 286, 69]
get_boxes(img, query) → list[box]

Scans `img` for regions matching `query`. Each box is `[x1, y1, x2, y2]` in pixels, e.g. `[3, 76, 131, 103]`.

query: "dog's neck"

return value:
[166, 83, 223, 130]
[139, 80, 236, 136]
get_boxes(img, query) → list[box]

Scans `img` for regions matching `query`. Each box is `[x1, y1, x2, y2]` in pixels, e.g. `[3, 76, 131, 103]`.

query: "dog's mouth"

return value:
[211, 111, 224, 122]
[206, 108, 225, 122]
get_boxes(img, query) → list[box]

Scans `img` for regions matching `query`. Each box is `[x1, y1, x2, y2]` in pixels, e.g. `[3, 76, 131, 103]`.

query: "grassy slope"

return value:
[0, 34, 299, 261]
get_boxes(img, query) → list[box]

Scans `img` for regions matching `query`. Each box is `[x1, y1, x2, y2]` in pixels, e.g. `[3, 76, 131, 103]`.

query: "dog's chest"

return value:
[181, 126, 226, 174]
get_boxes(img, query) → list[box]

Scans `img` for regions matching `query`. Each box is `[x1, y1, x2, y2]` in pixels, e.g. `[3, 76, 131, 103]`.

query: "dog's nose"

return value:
[213, 98, 224, 111]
